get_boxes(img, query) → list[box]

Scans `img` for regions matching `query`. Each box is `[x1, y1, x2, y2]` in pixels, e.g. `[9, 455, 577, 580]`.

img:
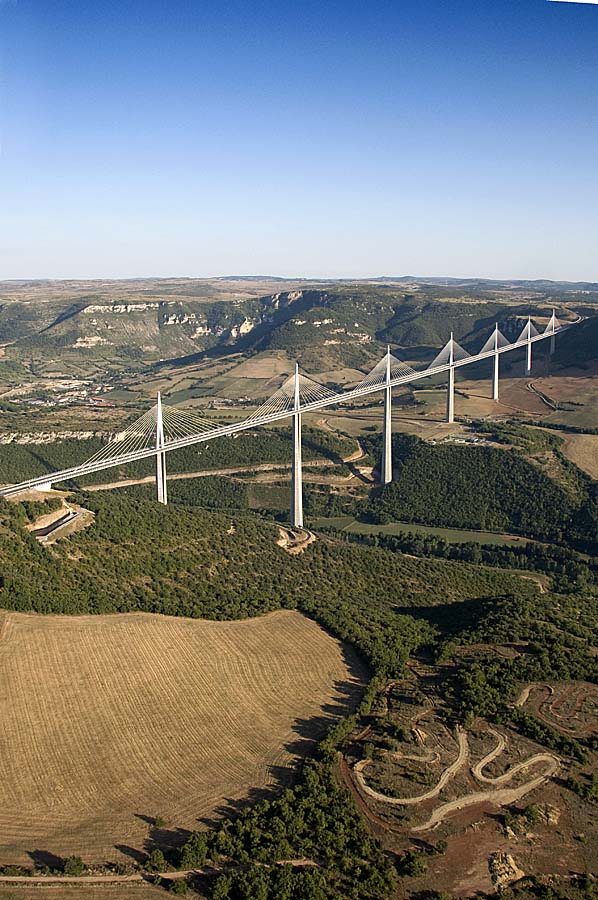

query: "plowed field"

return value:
[0, 609, 365, 865]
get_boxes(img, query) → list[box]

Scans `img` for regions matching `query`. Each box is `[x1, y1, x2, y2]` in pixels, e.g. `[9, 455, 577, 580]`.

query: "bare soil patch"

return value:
[521, 681, 598, 738]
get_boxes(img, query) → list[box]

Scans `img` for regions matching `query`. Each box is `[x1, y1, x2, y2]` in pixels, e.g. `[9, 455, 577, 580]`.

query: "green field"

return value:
[311, 516, 531, 546]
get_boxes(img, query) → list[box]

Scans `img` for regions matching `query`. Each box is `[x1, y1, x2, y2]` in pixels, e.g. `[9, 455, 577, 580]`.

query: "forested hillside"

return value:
[2, 278, 586, 381]
[554, 313, 598, 368]
[363, 434, 598, 551]
[0, 492, 537, 673]
[0, 426, 355, 486]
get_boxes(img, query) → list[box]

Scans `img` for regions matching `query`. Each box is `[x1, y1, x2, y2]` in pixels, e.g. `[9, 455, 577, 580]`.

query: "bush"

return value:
[145, 848, 167, 873]
[63, 856, 85, 876]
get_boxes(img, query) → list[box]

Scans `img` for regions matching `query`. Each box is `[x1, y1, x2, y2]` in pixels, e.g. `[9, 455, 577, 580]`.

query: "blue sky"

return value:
[1, 0, 597, 280]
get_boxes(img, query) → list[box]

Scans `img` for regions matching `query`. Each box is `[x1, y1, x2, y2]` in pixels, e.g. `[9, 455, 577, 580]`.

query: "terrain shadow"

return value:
[396, 595, 507, 637]
[133, 813, 193, 856]
[114, 843, 147, 864]
[28, 849, 65, 871]
[199, 662, 367, 829]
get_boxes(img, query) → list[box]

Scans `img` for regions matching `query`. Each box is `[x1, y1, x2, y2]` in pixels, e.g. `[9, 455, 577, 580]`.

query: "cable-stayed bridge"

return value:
[0, 311, 576, 526]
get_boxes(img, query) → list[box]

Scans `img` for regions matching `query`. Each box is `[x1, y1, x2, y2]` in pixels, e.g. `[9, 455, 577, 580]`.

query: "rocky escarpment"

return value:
[0, 431, 103, 445]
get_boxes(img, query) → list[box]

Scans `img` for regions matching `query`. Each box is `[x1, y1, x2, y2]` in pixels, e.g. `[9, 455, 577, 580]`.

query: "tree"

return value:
[145, 848, 167, 873]
[63, 856, 85, 876]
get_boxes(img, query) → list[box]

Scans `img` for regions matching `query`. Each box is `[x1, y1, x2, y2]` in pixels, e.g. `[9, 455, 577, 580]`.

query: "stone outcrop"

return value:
[0, 431, 102, 445]
[488, 852, 525, 888]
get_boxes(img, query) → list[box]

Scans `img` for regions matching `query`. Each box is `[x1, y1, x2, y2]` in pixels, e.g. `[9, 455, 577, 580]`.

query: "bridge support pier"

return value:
[446, 333, 455, 424]
[156, 392, 168, 505]
[36, 481, 54, 492]
[291, 365, 303, 528]
[523, 315, 533, 375]
[381, 348, 392, 484]
[492, 324, 500, 401]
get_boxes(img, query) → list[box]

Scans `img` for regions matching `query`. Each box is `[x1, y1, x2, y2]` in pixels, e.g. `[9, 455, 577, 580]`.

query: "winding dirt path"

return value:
[352, 722, 559, 832]
[353, 728, 469, 806]
[513, 682, 553, 708]
[472, 728, 559, 787]
[412, 754, 559, 832]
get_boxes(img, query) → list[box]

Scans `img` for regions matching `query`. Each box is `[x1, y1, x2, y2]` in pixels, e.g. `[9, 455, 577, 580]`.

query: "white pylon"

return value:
[549, 309, 556, 356]
[382, 346, 392, 484]
[525, 315, 532, 374]
[291, 363, 303, 529]
[156, 391, 167, 505]
[446, 333, 455, 424]
[492, 324, 500, 401]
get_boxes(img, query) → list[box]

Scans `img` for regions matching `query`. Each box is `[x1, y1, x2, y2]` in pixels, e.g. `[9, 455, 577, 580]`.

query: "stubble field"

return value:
[0, 609, 365, 866]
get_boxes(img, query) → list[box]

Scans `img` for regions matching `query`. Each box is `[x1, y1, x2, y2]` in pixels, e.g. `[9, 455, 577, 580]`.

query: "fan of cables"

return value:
[244, 370, 340, 423]
[545, 312, 562, 334]
[81, 402, 219, 467]
[354, 350, 415, 390]
[517, 318, 541, 342]
[478, 327, 511, 354]
[427, 336, 471, 370]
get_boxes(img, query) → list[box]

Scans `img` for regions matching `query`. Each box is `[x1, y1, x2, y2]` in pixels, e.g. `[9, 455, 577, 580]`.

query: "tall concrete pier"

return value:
[492, 324, 500, 401]
[291, 364, 303, 528]
[382, 348, 393, 484]
[550, 310, 556, 355]
[446, 333, 455, 424]
[525, 316, 533, 374]
[156, 392, 168, 505]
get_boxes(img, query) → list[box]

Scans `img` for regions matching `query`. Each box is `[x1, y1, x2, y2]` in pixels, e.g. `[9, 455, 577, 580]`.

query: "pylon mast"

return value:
[382, 346, 393, 484]
[291, 364, 303, 528]
[156, 392, 167, 505]
[447, 333, 455, 424]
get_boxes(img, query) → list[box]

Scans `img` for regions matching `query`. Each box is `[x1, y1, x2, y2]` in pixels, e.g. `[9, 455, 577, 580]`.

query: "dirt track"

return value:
[85, 438, 365, 491]
[353, 728, 469, 806]
[0, 859, 318, 887]
[86, 459, 334, 491]
[352, 723, 559, 832]
[412, 753, 559, 832]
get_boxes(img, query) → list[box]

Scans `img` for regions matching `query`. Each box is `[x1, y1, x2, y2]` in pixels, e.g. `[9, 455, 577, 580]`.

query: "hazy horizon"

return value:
[3, 271, 598, 286]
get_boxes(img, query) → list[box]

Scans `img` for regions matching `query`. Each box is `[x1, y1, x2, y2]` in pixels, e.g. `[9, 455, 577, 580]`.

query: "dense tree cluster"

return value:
[362, 433, 598, 552]
[180, 760, 396, 899]
[0, 425, 355, 487]
[320, 527, 597, 593]
[120, 476, 250, 510]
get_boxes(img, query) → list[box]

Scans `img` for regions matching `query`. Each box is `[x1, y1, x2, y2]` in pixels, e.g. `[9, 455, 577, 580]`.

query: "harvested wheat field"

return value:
[559, 432, 598, 480]
[0, 609, 366, 865]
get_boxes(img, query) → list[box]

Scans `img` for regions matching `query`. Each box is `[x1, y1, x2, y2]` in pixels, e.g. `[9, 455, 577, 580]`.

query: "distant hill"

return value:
[1, 277, 596, 387]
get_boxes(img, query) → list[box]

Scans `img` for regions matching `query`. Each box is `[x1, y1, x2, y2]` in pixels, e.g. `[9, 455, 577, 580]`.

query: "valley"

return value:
[0, 278, 596, 900]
